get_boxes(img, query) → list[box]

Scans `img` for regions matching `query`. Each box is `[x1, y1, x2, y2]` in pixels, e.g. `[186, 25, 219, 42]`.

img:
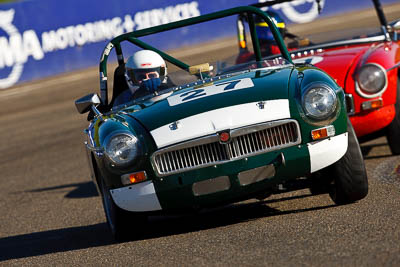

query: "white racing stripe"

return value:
[308, 132, 348, 173]
[151, 99, 290, 149]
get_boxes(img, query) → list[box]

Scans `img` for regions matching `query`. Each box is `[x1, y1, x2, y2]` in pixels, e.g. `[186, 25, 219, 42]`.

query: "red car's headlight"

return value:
[356, 63, 387, 97]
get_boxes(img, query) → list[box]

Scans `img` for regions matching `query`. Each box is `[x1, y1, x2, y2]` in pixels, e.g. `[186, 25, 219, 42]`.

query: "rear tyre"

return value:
[99, 172, 147, 242]
[328, 120, 369, 205]
[386, 78, 400, 155]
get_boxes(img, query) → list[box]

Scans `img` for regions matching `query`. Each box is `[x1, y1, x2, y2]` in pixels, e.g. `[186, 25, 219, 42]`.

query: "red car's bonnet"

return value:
[310, 45, 371, 86]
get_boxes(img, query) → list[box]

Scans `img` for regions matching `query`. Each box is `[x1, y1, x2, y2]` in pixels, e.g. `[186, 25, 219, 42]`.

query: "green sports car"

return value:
[75, 6, 368, 241]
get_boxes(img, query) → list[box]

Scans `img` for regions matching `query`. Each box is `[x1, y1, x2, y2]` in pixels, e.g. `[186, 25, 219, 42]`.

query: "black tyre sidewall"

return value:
[99, 173, 146, 242]
[100, 177, 119, 238]
[386, 77, 400, 155]
[329, 120, 369, 205]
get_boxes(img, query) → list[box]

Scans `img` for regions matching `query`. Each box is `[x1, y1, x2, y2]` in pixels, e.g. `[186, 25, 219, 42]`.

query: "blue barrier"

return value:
[0, 0, 397, 89]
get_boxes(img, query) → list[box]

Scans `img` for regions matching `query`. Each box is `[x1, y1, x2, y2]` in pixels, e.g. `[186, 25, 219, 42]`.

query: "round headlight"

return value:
[302, 83, 337, 120]
[105, 133, 139, 165]
[356, 63, 387, 97]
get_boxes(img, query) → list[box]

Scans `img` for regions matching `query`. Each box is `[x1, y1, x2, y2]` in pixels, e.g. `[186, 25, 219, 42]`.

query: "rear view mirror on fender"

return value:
[75, 93, 101, 114]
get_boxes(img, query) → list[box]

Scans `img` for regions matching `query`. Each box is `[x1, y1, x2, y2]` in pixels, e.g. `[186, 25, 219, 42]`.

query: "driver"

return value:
[113, 50, 174, 106]
[255, 11, 287, 56]
[236, 11, 287, 64]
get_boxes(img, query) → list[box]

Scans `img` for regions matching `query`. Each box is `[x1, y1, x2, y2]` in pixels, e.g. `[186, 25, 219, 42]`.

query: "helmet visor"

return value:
[126, 67, 160, 84]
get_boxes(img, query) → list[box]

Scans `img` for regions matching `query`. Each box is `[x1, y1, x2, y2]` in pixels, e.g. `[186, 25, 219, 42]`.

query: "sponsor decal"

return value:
[258, 0, 325, 23]
[0, 1, 200, 89]
[0, 9, 37, 88]
[167, 78, 254, 106]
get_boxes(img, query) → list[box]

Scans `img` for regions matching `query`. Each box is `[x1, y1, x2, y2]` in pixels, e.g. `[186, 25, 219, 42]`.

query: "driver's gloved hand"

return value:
[140, 77, 161, 93]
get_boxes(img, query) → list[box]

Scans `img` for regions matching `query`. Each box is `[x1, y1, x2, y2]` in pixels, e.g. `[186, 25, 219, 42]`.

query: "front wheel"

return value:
[327, 120, 369, 205]
[386, 78, 400, 155]
[99, 172, 147, 242]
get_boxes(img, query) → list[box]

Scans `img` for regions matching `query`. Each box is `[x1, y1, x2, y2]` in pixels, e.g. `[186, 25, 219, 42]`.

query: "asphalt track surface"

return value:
[1, 4, 400, 266]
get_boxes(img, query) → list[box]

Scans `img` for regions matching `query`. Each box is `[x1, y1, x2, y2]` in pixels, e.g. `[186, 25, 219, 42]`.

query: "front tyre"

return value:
[328, 119, 368, 205]
[386, 78, 400, 155]
[99, 172, 147, 242]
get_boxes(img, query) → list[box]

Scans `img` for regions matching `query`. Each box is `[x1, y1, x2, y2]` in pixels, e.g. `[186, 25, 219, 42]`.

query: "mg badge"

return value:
[218, 131, 231, 144]
[257, 101, 266, 109]
[169, 121, 180, 130]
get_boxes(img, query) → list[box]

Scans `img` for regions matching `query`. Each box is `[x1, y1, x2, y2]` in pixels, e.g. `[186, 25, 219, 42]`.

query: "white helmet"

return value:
[125, 50, 167, 87]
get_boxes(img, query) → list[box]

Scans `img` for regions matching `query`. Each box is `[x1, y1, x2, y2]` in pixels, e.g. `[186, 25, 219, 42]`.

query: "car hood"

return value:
[123, 67, 293, 148]
[294, 45, 371, 86]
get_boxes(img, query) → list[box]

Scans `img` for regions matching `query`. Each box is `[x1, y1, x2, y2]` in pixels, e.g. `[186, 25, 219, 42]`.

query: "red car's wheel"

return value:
[386, 78, 400, 155]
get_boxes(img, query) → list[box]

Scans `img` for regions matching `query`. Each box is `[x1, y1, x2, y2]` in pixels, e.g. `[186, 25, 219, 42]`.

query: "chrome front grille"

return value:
[152, 119, 301, 176]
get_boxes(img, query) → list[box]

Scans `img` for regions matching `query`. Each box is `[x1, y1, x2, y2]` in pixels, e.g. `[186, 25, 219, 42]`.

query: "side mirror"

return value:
[189, 63, 213, 75]
[75, 93, 101, 114]
[189, 63, 214, 80]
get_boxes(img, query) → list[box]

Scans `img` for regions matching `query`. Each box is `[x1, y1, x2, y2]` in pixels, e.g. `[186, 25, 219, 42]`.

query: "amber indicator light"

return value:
[311, 125, 335, 141]
[121, 171, 147, 185]
[370, 99, 383, 109]
[130, 172, 146, 184]
[362, 99, 383, 111]
[311, 128, 328, 140]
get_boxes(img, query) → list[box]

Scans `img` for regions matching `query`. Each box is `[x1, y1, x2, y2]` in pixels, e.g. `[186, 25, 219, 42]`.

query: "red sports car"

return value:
[236, 0, 400, 154]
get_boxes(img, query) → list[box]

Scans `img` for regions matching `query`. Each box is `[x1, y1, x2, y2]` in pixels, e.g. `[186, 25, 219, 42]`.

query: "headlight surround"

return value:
[356, 63, 387, 98]
[302, 83, 337, 120]
[104, 132, 139, 166]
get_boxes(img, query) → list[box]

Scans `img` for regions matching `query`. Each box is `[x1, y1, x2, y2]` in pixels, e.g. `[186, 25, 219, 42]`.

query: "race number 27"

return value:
[167, 78, 254, 106]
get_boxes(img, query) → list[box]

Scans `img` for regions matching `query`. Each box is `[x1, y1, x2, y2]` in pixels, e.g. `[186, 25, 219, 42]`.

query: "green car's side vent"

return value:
[152, 120, 301, 177]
